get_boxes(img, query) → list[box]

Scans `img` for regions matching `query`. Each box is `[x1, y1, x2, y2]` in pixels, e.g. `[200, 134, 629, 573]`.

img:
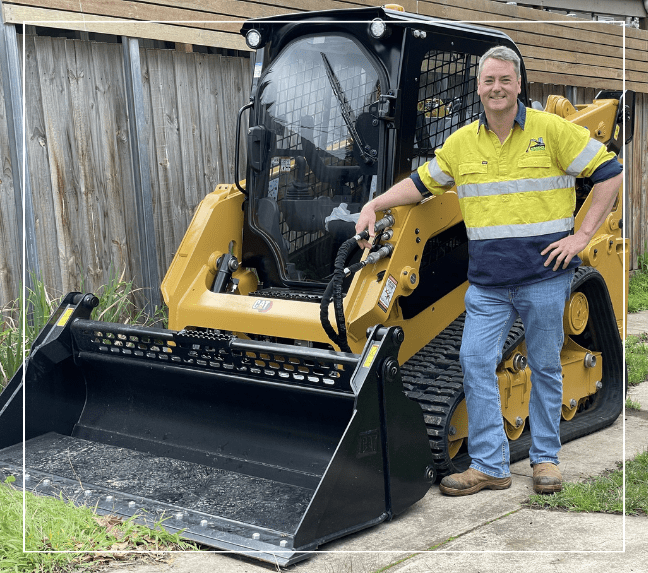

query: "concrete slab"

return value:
[99, 394, 647, 573]
[391, 515, 648, 573]
[627, 311, 648, 337]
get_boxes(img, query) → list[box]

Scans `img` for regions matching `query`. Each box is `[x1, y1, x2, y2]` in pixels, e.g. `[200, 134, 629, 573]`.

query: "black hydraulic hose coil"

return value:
[320, 237, 359, 353]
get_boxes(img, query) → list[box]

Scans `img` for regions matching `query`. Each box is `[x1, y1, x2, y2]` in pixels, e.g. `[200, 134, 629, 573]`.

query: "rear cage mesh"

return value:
[413, 50, 482, 168]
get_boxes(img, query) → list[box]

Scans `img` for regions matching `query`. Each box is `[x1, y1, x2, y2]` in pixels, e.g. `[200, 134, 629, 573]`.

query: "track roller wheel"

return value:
[447, 398, 468, 458]
[504, 417, 525, 440]
[561, 398, 580, 420]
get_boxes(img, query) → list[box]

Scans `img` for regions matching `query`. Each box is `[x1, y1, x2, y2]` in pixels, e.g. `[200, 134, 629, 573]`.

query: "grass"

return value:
[1, 270, 166, 390]
[628, 250, 648, 313]
[626, 334, 648, 387]
[0, 476, 197, 572]
[0, 274, 186, 572]
[527, 450, 648, 516]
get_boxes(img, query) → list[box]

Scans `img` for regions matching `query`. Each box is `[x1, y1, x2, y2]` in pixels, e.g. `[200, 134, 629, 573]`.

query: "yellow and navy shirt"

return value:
[410, 101, 621, 287]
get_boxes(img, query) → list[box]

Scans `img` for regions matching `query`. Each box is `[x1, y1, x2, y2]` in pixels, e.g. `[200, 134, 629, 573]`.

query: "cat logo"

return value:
[252, 299, 273, 312]
[526, 137, 546, 152]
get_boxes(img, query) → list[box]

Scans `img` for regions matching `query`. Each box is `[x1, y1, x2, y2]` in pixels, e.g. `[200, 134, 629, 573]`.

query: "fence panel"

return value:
[0, 61, 20, 307]
[630, 92, 648, 268]
[0, 34, 252, 308]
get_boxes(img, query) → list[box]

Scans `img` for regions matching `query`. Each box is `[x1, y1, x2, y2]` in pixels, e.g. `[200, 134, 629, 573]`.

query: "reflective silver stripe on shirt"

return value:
[428, 157, 455, 187]
[457, 175, 575, 199]
[566, 138, 604, 176]
[466, 217, 574, 240]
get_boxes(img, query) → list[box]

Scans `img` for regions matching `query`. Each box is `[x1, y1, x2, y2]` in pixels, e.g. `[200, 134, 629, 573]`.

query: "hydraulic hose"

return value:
[320, 214, 395, 352]
[320, 236, 358, 353]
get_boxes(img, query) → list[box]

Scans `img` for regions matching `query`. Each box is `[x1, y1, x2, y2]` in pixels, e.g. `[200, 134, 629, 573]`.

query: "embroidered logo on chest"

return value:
[526, 137, 546, 152]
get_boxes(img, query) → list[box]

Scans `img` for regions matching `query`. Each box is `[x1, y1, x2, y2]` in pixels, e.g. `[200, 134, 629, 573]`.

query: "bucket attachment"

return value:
[0, 294, 433, 566]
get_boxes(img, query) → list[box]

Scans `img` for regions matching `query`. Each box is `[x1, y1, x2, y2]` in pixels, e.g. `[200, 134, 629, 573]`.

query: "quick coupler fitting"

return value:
[345, 243, 394, 275]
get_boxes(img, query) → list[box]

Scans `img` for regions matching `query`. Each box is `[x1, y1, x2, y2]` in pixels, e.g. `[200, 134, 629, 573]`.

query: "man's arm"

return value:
[541, 172, 623, 271]
[355, 178, 423, 249]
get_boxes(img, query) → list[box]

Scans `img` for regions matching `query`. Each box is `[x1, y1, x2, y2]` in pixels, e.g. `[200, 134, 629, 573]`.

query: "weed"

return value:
[1, 272, 167, 389]
[626, 335, 648, 386]
[626, 398, 641, 411]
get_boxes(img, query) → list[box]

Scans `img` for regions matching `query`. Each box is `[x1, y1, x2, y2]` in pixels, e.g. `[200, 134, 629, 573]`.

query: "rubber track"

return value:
[400, 266, 624, 479]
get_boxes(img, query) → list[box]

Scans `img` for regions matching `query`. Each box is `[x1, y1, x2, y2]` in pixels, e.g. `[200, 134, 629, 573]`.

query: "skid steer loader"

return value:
[0, 5, 633, 566]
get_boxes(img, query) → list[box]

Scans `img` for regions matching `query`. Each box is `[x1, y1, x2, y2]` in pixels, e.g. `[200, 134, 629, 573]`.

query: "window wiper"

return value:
[320, 53, 373, 164]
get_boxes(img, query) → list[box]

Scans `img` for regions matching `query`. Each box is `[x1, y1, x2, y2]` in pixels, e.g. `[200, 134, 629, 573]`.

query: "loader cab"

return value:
[240, 8, 528, 289]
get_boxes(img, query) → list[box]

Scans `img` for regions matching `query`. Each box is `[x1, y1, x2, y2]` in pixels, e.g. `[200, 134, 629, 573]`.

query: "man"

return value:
[355, 46, 623, 496]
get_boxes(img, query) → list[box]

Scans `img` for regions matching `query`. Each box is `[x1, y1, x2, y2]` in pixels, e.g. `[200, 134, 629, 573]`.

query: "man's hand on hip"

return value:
[541, 232, 589, 271]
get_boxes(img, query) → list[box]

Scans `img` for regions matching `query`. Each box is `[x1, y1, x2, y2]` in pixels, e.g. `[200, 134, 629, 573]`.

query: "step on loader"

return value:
[0, 5, 633, 565]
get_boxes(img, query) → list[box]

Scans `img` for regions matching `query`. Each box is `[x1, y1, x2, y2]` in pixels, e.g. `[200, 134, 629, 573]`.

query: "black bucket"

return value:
[0, 293, 433, 566]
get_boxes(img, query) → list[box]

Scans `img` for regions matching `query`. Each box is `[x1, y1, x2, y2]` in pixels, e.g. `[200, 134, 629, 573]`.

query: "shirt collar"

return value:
[478, 99, 526, 133]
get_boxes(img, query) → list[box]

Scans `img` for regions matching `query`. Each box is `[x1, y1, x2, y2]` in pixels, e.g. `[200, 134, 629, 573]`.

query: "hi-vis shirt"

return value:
[410, 102, 621, 287]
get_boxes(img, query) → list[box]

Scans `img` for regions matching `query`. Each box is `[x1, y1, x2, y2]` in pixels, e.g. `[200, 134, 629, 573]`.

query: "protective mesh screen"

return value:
[413, 50, 482, 167]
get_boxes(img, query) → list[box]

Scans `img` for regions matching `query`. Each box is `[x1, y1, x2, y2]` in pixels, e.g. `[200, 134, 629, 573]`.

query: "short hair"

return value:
[478, 46, 521, 79]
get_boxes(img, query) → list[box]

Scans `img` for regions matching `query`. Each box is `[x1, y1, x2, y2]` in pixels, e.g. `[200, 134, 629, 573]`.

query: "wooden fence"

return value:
[0, 34, 250, 307]
[3, 0, 646, 92]
[1, 2, 647, 307]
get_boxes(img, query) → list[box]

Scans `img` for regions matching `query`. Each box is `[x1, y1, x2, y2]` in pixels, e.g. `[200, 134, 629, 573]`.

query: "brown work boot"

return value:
[532, 463, 562, 494]
[439, 468, 512, 496]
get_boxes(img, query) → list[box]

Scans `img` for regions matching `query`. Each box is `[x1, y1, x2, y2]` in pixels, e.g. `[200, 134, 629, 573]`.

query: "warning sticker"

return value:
[56, 307, 74, 327]
[377, 275, 398, 313]
[362, 344, 380, 368]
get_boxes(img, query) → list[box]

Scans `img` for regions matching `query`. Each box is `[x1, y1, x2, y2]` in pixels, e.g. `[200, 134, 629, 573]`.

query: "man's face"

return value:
[477, 58, 522, 115]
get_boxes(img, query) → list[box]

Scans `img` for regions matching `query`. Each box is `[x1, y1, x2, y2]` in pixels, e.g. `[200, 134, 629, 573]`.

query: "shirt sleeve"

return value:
[410, 147, 456, 198]
[554, 117, 618, 178]
[590, 157, 623, 183]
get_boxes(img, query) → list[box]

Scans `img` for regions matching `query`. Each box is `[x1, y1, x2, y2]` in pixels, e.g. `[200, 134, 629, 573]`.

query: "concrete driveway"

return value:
[100, 313, 648, 573]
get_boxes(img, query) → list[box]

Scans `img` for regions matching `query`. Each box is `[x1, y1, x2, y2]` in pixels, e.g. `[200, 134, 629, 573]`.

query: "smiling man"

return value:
[355, 45, 623, 496]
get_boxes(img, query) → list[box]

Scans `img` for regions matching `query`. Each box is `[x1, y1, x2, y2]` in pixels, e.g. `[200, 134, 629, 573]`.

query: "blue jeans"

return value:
[459, 271, 574, 478]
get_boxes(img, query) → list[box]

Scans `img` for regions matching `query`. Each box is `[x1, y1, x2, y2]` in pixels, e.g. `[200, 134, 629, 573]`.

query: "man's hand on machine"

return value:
[355, 204, 377, 250]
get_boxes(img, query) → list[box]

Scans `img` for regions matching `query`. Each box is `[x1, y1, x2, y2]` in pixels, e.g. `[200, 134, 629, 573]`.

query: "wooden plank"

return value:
[210, 55, 232, 183]
[0, 46, 20, 305]
[524, 56, 631, 84]
[2, 5, 248, 51]
[146, 47, 185, 268]
[527, 71, 646, 93]
[3, 0, 286, 27]
[68, 38, 114, 292]
[219, 54, 250, 182]
[173, 51, 205, 221]
[630, 93, 641, 269]
[238, 55, 250, 177]
[22, 34, 63, 298]
[88, 40, 137, 288]
[33, 35, 80, 292]
[64, 38, 98, 292]
[5, 0, 244, 33]
[195, 51, 225, 194]
[517, 42, 648, 75]
[639, 92, 648, 267]
[138, 46, 167, 279]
